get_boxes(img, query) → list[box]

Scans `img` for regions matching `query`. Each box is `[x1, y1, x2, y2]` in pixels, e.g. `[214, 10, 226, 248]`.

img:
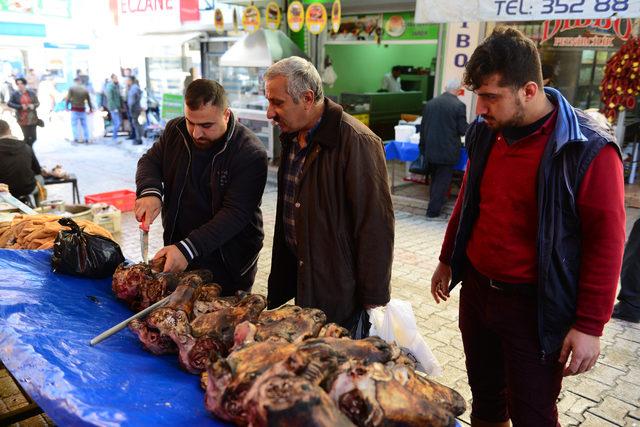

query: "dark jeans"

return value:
[618, 218, 640, 313]
[426, 163, 453, 217]
[20, 125, 37, 146]
[459, 265, 563, 426]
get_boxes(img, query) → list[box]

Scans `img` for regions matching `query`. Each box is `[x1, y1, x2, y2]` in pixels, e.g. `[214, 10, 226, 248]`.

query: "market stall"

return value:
[0, 249, 228, 426]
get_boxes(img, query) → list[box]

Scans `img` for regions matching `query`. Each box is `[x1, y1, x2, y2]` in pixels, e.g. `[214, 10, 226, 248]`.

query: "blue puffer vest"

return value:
[449, 88, 621, 356]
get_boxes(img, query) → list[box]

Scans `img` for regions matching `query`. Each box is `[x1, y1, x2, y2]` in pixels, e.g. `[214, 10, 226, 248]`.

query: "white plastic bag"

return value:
[368, 299, 442, 376]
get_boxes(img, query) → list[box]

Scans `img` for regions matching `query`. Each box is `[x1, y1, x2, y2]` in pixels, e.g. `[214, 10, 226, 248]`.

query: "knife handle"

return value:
[139, 213, 149, 232]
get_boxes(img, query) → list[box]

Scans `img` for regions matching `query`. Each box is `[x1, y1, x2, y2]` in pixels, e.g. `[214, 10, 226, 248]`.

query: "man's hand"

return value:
[559, 328, 600, 376]
[154, 245, 188, 273]
[431, 261, 452, 303]
[134, 196, 161, 229]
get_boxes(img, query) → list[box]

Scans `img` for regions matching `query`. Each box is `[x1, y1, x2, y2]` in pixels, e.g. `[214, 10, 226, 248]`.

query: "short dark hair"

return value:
[464, 26, 543, 91]
[392, 66, 402, 73]
[0, 119, 10, 136]
[15, 77, 27, 86]
[541, 64, 554, 81]
[185, 79, 228, 110]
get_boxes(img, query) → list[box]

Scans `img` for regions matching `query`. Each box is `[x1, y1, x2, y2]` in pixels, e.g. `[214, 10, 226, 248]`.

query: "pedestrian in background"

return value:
[126, 76, 143, 145]
[7, 77, 40, 147]
[419, 78, 468, 219]
[264, 57, 394, 336]
[104, 74, 122, 142]
[430, 27, 625, 427]
[65, 76, 94, 143]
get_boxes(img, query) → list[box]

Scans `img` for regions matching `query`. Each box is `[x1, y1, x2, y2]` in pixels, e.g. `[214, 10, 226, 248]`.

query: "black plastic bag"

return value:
[51, 218, 124, 278]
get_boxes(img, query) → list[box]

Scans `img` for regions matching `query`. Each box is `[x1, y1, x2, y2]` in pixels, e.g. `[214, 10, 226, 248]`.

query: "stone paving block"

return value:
[5, 392, 28, 410]
[15, 414, 52, 427]
[624, 416, 640, 427]
[0, 377, 20, 398]
[589, 395, 636, 425]
[559, 412, 583, 427]
[618, 327, 640, 344]
[610, 380, 640, 406]
[630, 408, 640, 420]
[581, 411, 620, 426]
[583, 363, 626, 386]
[570, 376, 614, 402]
[617, 368, 640, 386]
[437, 365, 467, 388]
[557, 390, 598, 417]
[600, 343, 638, 371]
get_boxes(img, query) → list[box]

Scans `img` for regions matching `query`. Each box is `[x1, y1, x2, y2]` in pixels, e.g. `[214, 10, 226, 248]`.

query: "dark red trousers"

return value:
[459, 265, 563, 426]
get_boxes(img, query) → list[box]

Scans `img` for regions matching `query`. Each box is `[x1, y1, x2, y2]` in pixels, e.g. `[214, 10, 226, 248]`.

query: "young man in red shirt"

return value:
[430, 27, 626, 427]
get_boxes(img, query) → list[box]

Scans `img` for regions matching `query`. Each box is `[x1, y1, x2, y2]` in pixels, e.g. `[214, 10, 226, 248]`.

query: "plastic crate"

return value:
[85, 190, 136, 212]
[92, 210, 122, 233]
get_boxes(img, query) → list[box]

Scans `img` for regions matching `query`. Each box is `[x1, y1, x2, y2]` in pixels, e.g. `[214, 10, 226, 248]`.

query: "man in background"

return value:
[105, 74, 122, 143]
[66, 76, 94, 143]
[126, 76, 143, 145]
[381, 66, 403, 92]
[419, 78, 468, 219]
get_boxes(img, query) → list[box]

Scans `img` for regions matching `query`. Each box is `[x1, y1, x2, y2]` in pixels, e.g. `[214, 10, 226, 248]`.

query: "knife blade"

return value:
[140, 213, 149, 264]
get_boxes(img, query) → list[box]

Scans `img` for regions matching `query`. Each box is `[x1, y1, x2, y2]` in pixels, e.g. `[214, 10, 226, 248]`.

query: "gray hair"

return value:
[444, 78, 461, 93]
[264, 56, 324, 104]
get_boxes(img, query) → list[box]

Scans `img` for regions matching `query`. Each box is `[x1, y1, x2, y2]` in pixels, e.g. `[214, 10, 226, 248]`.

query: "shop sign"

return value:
[265, 2, 281, 30]
[214, 8, 224, 34]
[415, 0, 640, 23]
[327, 14, 381, 42]
[161, 93, 184, 121]
[541, 18, 633, 43]
[440, 22, 481, 122]
[331, 0, 341, 33]
[242, 5, 260, 33]
[306, 3, 327, 35]
[382, 12, 438, 41]
[118, 0, 179, 30]
[287, 1, 304, 32]
[1, 0, 35, 13]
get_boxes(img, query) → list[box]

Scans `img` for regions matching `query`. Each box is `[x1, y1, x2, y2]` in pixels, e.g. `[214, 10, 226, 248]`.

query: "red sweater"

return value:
[440, 118, 625, 337]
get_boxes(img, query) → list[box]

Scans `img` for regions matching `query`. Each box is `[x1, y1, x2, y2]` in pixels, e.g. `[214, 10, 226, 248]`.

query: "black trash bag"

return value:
[51, 218, 124, 278]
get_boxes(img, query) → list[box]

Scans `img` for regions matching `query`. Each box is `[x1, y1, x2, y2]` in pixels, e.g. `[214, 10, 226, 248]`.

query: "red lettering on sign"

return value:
[541, 18, 631, 44]
[121, 0, 173, 14]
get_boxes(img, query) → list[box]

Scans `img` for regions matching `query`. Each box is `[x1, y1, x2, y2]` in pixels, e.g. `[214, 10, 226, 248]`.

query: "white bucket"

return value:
[394, 125, 416, 142]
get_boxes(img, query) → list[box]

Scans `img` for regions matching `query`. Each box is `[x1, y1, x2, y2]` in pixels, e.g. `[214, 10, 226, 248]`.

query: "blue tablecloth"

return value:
[385, 140, 421, 162]
[0, 249, 227, 427]
[385, 140, 468, 172]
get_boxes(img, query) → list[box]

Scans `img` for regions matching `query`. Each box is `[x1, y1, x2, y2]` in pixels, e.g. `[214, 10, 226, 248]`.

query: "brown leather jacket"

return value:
[267, 98, 394, 328]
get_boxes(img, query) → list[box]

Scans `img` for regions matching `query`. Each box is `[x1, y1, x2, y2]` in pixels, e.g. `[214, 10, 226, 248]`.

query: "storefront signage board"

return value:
[266, 2, 281, 30]
[415, 0, 640, 23]
[214, 8, 224, 33]
[331, 0, 341, 33]
[306, 2, 327, 35]
[118, 0, 180, 30]
[161, 93, 184, 121]
[382, 12, 438, 41]
[440, 22, 481, 122]
[242, 5, 260, 33]
[288, 1, 305, 32]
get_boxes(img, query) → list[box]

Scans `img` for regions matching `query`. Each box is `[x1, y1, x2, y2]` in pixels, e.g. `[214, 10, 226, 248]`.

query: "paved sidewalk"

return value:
[2, 128, 639, 426]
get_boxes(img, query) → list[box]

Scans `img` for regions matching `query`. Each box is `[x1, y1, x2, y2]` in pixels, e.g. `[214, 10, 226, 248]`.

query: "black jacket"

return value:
[419, 92, 468, 165]
[0, 137, 40, 197]
[8, 89, 39, 126]
[449, 88, 624, 355]
[136, 113, 268, 292]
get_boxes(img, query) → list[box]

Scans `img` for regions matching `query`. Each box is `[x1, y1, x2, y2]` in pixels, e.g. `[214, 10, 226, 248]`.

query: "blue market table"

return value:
[0, 249, 228, 427]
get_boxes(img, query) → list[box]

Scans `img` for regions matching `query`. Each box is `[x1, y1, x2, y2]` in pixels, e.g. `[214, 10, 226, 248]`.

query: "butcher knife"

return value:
[140, 213, 149, 264]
